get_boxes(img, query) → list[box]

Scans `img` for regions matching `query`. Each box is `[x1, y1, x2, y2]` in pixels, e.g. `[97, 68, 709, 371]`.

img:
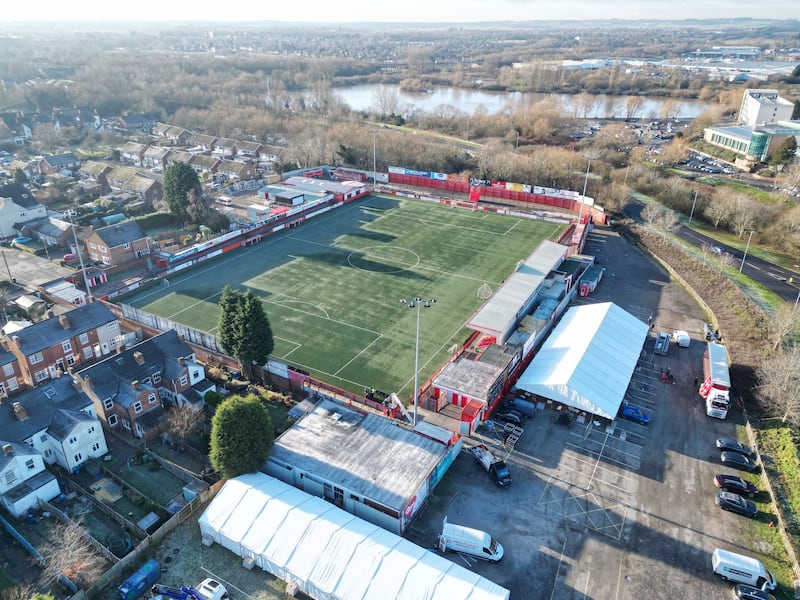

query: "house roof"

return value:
[236, 141, 263, 153]
[92, 220, 145, 247]
[28, 217, 71, 239]
[165, 150, 193, 165]
[7, 302, 117, 355]
[0, 376, 92, 442]
[0, 441, 38, 471]
[121, 142, 148, 155]
[215, 137, 237, 149]
[217, 159, 248, 173]
[80, 161, 112, 177]
[107, 166, 138, 182]
[0, 183, 39, 208]
[43, 153, 79, 168]
[47, 408, 95, 441]
[188, 133, 217, 146]
[78, 329, 193, 405]
[122, 174, 159, 193]
[144, 146, 170, 159]
[190, 155, 221, 169]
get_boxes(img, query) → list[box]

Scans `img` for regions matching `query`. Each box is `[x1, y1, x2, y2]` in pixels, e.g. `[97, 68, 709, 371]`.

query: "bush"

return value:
[133, 212, 177, 230]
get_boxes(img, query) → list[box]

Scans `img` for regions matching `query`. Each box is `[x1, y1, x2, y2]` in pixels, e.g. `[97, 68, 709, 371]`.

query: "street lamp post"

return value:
[371, 130, 379, 192]
[688, 190, 698, 225]
[400, 297, 436, 426]
[739, 230, 754, 274]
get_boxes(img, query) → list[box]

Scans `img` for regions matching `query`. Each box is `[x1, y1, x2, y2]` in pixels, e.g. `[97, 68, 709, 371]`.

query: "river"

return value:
[330, 84, 706, 120]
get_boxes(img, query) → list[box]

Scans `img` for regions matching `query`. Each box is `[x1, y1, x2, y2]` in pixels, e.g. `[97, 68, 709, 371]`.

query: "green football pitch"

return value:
[123, 195, 564, 397]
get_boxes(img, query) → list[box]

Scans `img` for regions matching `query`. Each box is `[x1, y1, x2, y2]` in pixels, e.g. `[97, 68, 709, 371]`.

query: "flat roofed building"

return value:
[263, 398, 459, 534]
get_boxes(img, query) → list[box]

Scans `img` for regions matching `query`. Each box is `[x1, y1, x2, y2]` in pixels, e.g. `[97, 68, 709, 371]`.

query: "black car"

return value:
[721, 451, 759, 472]
[715, 491, 758, 518]
[732, 584, 776, 600]
[716, 438, 753, 457]
[495, 409, 524, 425]
[714, 474, 759, 498]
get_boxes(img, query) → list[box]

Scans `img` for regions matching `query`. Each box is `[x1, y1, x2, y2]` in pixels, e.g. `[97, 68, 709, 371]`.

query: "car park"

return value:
[732, 584, 777, 600]
[619, 404, 650, 425]
[715, 491, 758, 518]
[721, 451, 758, 472]
[716, 438, 753, 457]
[714, 474, 759, 498]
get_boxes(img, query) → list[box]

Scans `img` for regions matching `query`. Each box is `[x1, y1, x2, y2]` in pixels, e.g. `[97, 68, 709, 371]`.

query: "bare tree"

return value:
[167, 403, 205, 443]
[373, 86, 400, 119]
[704, 193, 730, 229]
[625, 95, 645, 121]
[769, 303, 800, 350]
[729, 194, 759, 238]
[757, 345, 800, 425]
[718, 252, 737, 270]
[657, 208, 680, 232]
[39, 519, 107, 589]
[641, 203, 664, 226]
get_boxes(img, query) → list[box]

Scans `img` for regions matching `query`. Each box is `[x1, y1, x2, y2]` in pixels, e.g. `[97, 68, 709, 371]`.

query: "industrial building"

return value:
[262, 398, 460, 535]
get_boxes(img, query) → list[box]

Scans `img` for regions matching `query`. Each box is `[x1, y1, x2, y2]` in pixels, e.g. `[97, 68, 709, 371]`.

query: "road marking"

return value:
[549, 536, 569, 600]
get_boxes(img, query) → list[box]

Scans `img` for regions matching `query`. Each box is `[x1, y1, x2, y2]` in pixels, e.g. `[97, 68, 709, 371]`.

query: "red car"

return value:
[714, 474, 759, 498]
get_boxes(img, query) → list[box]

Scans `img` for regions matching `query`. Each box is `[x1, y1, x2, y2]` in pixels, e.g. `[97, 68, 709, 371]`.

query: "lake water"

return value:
[331, 84, 707, 120]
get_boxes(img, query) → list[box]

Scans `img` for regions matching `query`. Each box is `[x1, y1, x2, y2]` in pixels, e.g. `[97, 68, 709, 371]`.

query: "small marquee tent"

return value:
[198, 472, 509, 600]
[514, 302, 648, 420]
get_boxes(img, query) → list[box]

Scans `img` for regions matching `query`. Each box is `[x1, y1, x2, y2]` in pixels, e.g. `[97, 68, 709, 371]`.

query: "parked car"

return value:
[721, 451, 758, 472]
[716, 438, 753, 457]
[732, 584, 776, 600]
[714, 474, 759, 498]
[495, 409, 524, 425]
[619, 405, 650, 425]
[715, 491, 758, 518]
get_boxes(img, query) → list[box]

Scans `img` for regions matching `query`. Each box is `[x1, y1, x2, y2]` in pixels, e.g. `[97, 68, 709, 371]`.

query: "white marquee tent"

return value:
[514, 302, 648, 420]
[198, 472, 510, 600]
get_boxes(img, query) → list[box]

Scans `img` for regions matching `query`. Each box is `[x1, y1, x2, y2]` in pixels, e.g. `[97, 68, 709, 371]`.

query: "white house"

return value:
[0, 441, 61, 518]
[0, 183, 46, 238]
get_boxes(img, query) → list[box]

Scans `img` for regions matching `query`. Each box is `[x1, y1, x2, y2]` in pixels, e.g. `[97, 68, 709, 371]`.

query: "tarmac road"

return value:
[624, 197, 800, 304]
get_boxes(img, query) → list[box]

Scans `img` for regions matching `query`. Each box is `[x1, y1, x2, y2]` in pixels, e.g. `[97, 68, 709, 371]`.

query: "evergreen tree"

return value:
[13, 168, 28, 184]
[217, 287, 274, 381]
[209, 394, 273, 479]
[217, 285, 243, 356]
[774, 136, 798, 165]
[163, 161, 199, 221]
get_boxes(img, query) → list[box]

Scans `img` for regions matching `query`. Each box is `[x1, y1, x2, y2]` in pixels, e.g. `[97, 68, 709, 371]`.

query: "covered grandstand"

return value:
[514, 302, 648, 420]
[198, 472, 510, 600]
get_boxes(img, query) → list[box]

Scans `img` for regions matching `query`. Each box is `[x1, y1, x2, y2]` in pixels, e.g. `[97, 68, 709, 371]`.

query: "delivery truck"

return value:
[470, 444, 511, 487]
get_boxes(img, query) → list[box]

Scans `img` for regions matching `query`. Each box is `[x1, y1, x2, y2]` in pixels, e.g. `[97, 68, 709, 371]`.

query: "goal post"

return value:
[477, 283, 493, 300]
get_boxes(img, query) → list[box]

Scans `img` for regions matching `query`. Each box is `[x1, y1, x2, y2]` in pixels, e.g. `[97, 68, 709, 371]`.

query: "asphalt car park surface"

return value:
[410, 225, 763, 599]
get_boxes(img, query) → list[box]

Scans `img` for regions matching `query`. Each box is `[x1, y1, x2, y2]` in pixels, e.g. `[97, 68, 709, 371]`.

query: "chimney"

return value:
[178, 357, 185, 365]
[2, 444, 12, 456]
[131, 380, 139, 389]
[133, 351, 144, 365]
[47, 310, 55, 319]
[12, 402, 28, 421]
[58, 314, 70, 329]
[11, 336, 20, 348]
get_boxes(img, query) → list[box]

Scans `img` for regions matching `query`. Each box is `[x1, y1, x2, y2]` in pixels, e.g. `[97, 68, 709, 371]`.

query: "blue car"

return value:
[619, 405, 650, 425]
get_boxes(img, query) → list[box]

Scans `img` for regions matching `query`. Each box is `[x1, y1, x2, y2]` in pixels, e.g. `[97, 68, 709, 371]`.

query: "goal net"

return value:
[477, 283, 493, 300]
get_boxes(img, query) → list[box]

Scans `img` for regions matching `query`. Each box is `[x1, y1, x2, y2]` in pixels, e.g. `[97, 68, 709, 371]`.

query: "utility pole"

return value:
[739, 230, 754, 274]
[688, 190, 698, 225]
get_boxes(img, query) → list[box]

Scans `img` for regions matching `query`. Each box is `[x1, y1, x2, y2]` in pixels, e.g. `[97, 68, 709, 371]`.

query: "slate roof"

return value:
[0, 348, 16, 367]
[0, 376, 92, 442]
[0, 441, 38, 472]
[8, 302, 117, 355]
[43, 153, 79, 168]
[0, 183, 39, 208]
[28, 217, 71, 239]
[78, 329, 194, 406]
[92, 220, 145, 247]
[47, 409, 95, 441]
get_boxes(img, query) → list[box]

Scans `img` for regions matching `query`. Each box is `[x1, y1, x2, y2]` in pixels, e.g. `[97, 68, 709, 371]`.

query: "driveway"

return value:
[1, 246, 72, 290]
[409, 226, 763, 599]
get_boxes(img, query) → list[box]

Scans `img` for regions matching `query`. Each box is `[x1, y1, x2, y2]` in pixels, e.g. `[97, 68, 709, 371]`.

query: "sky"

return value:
[3, 0, 800, 24]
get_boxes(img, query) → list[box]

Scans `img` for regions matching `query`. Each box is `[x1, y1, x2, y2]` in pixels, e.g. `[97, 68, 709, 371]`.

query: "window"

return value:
[152, 372, 161, 384]
[106, 322, 117, 331]
[40, 434, 47, 443]
[4, 471, 17, 486]
[68, 436, 77, 445]
[29, 352, 43, 364]
[103, 398, 114, 410]
[143, 377, 151, 385]
[79, 333, 89, 345]
[98, 245, 107, 253]
[87, 426, 95, 434]
[66, 354, 75, 367]
[89, 242, 96, 249]
[102, 256, 111, 265]
[25, 459, 35, 470]
[7, 378, 17, 392]
[179, 375, 188, 387]
[147, 393, 157, 404]
[61, 340, 72, 352]
[108, 414, 118, 426]
[34, 369, 49, 382]
[90, 253, 98, 261]
[44, 449, 52, 458]
[133, 401, 142, 413]
[91, 443, 100, 452]
[73, 453, 82, 463]
[123, 242, 130, 249]
[122, 419, 130, 430]
[83, 347, 93, 359]
[0, 383, 4, 397]
[2, 364, 13, 377]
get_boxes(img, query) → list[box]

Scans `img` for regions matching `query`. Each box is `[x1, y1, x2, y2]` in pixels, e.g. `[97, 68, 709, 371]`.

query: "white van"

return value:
[672, 330, 691, 348]
[216, 196, 233, 206]
[712, 548, 775, 590]
[437, 517, 503, 562]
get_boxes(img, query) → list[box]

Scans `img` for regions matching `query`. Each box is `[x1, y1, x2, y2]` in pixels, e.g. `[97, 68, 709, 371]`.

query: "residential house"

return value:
[120, 142, 148, 166]
[105, 166, 139, 190]
[163, 150, 194, 168]
[0, 441, 60, 518]
[85, 221, 150, 268]
[187, 133, 217, 152]
[189, 154, 220, 178]
[154, 123, 190, 146]
[0, 347, 22, 398]
[0, 302, 121, 387]
[73, 329, 215, 440]
[0, 183, 46, 238]
[52, 107, 94, 132]
[235, 141, 264, 160]
[0, 112, 32, 146]
[37, 153, 81, 176]
[78, 160, 112, 191]
[213, 138, 237, 158]
[114, 113, 158, 134]
[261, 144, 285, 163]
[119, 174, 161, 204]
[217, 159, 256, 181]
[142, 146, 171, 170]
[19, 216, 73, 249]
